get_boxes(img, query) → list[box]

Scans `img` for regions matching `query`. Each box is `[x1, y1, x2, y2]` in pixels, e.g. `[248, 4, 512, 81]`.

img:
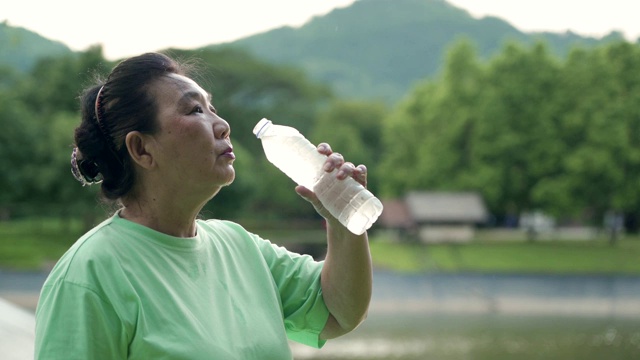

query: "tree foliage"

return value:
[4, 34, 640, 231]
[379, 38, 640, 227]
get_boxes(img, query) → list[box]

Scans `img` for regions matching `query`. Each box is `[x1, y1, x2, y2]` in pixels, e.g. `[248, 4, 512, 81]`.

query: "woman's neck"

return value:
[120, 194, 203, 238]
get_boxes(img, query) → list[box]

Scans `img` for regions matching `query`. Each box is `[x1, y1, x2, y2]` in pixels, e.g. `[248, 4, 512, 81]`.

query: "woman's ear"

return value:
[125, 131, 155, 170]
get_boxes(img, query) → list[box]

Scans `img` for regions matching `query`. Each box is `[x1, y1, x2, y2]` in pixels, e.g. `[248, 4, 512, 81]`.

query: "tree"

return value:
[379, 38, 640, 228]
[378, 38, 489, 198]
[477, 41, 563, 215]
[6, 47, 108, 219]
[550, 42, 640, 227]
[379, 39, 566, 220]
[0, 93, 40, 214]
[310, 100, 387, 194]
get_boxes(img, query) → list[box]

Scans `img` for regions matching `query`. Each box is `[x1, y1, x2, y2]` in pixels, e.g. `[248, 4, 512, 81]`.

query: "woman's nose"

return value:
[214, 116, 231, 139]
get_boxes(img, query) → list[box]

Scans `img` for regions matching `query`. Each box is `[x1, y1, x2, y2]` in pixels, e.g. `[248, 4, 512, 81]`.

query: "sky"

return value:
[2, 0, 639, 61]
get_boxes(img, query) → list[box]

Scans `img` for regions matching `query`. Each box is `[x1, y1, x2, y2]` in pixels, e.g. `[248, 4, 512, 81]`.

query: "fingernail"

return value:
[324, 162, 332, 171]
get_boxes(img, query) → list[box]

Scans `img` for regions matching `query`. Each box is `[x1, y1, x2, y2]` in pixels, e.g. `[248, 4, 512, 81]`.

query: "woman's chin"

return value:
[216, 170, 236, 188]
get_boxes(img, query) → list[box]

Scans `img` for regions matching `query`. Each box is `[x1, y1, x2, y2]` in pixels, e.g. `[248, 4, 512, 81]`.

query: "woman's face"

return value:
[147, 73, 235, 198]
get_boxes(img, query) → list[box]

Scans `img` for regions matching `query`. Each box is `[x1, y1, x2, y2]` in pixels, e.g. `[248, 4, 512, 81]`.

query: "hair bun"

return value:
[71, 147, 103, 186]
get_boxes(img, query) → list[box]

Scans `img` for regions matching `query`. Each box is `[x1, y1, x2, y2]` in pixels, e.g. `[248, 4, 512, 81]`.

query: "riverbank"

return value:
[369, 236, 640, 274]
[2, 217, 640, 274]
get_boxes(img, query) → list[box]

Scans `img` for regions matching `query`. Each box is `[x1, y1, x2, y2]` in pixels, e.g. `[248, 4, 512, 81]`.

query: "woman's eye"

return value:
[190, 105, 203, 114]
[209, 105, 217, 114]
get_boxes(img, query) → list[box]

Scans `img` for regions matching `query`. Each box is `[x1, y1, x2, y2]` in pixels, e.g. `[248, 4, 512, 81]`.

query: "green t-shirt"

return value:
[35, 213, 329, 359]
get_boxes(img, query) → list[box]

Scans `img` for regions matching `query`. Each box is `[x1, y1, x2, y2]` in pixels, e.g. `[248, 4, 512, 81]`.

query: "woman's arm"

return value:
[295, 143, 373, 339]
[318, 216, 372, 339]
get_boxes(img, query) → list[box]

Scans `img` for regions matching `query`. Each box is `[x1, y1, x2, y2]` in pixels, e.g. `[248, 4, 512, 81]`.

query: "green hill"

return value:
[212, 0, 621, 102]
[0, 0, 626, 102]
[0, 21, 72, 73]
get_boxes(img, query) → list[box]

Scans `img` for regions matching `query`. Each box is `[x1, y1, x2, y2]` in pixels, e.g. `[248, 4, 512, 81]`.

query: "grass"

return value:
[369, 236, 640, 274]
[0, 217, 83, 270]
[2, 217, 640, 275]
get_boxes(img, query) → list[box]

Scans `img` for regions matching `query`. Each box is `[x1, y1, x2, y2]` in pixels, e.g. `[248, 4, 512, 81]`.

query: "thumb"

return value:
[295, 186, 332, 219]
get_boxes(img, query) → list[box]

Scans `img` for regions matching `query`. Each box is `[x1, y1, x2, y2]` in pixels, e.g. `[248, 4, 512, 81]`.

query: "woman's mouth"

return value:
[221, 146, 235, 160]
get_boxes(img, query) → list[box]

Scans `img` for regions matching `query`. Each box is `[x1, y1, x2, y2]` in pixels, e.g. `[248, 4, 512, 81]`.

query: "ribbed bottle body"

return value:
[313, 170, 384, 235]
[254, 118, 383, 235]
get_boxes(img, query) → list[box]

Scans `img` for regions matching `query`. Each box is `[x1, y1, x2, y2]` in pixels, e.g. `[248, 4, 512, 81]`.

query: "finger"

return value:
[317, 143, 332, 156]
[355, 164, 367, 178]
[354, 164, 368, 186]
[295, 185, 317, 202]
[295, 185, 332, 219]
[323, 152, 344, 172]
[336, 162, 356, 179]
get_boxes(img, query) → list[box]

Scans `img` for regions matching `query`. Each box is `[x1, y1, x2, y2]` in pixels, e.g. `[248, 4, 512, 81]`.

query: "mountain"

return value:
[211, 0, 622, 102]
[0, 1, 626, 102]
[0, 21, 72, 73]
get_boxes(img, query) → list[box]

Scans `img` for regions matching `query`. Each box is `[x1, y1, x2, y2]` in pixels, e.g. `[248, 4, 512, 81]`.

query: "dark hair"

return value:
[72, 52, 188, 200]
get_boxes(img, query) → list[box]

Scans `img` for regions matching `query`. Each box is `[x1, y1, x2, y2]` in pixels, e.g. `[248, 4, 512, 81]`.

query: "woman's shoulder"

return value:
[43, 215, 124, 285]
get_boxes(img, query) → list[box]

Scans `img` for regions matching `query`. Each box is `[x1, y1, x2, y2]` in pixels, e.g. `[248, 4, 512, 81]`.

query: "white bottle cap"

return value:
[253, 118, 272, 138]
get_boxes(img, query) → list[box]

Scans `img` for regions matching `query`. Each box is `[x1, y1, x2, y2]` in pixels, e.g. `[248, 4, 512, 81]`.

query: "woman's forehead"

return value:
[154, 74, 209, 101]
[166, 73, 204, 92]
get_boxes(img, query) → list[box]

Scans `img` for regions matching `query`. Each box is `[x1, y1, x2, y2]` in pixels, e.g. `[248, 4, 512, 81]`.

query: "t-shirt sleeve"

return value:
[35, 280, 128, 359]
[252, 234, 330, 348]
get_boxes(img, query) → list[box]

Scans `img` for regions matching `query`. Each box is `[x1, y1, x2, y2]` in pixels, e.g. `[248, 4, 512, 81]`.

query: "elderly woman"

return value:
[35, 52, 372, 359]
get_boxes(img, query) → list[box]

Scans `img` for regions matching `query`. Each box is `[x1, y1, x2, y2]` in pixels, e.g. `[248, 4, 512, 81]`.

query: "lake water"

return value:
[291, 271, 640, 360]
[2, 269, 640, 359]
[292, 314, 640, 360]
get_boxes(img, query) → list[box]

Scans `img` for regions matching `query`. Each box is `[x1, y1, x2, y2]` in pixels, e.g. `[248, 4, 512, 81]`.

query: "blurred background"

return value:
[2, 0, 640, 358]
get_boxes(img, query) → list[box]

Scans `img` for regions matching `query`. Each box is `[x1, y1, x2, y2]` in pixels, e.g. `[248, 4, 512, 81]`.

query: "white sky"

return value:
[2, 0, 639, 60]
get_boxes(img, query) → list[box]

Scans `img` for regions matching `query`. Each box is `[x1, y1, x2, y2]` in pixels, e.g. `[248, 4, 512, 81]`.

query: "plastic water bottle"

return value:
[253, 118, 384, 235]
